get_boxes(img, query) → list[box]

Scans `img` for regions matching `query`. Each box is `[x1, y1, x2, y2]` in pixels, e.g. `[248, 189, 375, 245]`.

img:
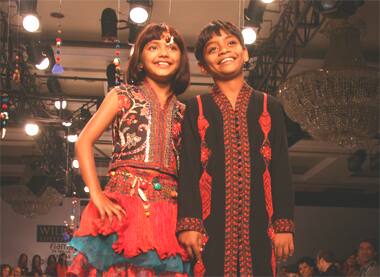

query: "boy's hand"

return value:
[178, 231, 203, 260]
[273, 233, 294, 262]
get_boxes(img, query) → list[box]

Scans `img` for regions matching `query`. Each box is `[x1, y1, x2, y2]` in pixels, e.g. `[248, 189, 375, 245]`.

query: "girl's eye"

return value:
[168, 45, 178, 51]
[148, 45, 158, 51]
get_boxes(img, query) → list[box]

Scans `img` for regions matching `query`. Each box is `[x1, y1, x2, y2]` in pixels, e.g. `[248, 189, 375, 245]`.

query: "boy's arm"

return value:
[176, 99, 206, 259]
[269, 98, 295, 260]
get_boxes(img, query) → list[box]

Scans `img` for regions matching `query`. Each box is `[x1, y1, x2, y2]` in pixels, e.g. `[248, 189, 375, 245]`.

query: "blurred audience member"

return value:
[316, 249, 342, 276]
[357, 239, 379, 277]
[29, 255, 43, 276]
[17, 254, 28, 276]
[44, 255, 57, 277]
[56, 253, 67, 277]
[287, 264, 300, 277]
[12, 266, 22, 277]
[1, 264, 11, 277]
[298, 256, 317, 277]
[342, 251, 360, 277]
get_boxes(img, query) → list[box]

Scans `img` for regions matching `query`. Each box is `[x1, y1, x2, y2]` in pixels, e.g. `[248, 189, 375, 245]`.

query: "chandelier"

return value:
[1, 185, 64, 218]
[278, 18, 379, 147]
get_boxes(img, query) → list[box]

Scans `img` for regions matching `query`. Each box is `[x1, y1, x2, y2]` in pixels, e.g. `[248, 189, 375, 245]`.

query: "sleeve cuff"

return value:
[273, 218, 295, 233]
[176, 217, 206, 235]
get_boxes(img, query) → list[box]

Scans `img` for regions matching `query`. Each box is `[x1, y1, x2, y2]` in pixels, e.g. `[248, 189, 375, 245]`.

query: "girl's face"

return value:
[140, 33, 181, 85]
[20, 254, 27, 265]
[33, 256, 41, 266]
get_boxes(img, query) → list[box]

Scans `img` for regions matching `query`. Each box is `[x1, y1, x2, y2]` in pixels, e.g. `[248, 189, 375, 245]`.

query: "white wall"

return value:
[0, 197, 77, 269]
[1, 197, 379, 268]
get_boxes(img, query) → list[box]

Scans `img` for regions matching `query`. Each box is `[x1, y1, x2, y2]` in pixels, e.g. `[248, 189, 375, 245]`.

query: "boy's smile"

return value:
[200, 29, 248, 80]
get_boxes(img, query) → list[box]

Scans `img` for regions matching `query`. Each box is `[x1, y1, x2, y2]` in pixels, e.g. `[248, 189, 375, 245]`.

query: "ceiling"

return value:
[0, 0, 379, 208]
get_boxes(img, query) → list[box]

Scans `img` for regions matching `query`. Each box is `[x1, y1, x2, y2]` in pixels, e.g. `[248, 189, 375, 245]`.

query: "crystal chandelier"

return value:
[278, 18, 379, 147]
[1, 185, 64, 218]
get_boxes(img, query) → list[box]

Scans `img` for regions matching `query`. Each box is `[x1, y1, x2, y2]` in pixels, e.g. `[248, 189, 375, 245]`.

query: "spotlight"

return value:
[72, 159, 79, 169]
[25, 122, 40, 136]
[128, 24, 144, 45]
[242, 27, 257, 45]
[23, 14, 40, 32]
[27, 41, 55, 70]
[311, 0, 364, 18]
[101, 8, 118, 42]
[245, 0, 266, 27]
[62, 121, 72, 127]
[54, 100, 67, 110]
[67, 134, 78, 143]
[127, 0, 152, 25]
[19, 0, 40, 32]
[84, 186, 89, 193]
[129, 7, 148, 24]
[35, 57, 49, 70]
[261, 0, 274, 3]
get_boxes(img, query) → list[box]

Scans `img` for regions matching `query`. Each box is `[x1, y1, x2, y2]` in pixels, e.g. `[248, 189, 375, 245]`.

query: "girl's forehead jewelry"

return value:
[160, 24, 174, 45]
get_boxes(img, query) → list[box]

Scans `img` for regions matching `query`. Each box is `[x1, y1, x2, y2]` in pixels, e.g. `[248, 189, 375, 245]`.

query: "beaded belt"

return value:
[105, 169, 178, 217]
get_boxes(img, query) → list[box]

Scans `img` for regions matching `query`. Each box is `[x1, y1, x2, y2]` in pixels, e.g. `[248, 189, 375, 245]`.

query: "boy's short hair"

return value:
[194, 20, 244, 65]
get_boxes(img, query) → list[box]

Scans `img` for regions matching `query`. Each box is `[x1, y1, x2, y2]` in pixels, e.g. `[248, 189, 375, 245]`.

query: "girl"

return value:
[17, 254, 28, 276]
[56, 253, 67, 277]
[29, 255, 42, 276]
[68, 23, 190, 276]
[44, 255, 57, 277]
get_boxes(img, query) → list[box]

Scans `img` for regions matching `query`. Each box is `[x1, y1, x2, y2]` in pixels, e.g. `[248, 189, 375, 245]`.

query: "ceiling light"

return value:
[242, 27, 257, 45]
[23, 14, 40, 32]
[72, 159, 79, 169]
[129, 7, 148, 24]
[25, 122, 40, 136]
[35, 57, 49, 70]
[54, 100, 67, 110]
[67, 134, 78, 143]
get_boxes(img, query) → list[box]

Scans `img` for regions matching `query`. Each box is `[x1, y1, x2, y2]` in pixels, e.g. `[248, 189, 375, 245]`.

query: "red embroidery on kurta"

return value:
[259, 93, 276, 277]
[196, 95, 212, 220]
[212, 84, 253, 276]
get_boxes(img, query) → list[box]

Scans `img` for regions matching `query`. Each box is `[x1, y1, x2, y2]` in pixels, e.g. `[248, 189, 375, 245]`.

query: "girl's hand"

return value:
[90, 190, 126, 224]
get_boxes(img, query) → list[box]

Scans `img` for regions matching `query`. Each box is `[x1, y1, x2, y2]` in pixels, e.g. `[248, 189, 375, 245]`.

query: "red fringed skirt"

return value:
[68, 167, 190, 276]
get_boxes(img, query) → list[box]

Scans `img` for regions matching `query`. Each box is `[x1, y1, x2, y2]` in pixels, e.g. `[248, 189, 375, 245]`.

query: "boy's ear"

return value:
[243, 47, 249, 63]
[198, 62, 209, 76]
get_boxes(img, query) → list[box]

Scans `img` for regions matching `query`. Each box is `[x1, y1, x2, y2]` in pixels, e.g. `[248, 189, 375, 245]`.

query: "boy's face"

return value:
[199, 29, 248, 80]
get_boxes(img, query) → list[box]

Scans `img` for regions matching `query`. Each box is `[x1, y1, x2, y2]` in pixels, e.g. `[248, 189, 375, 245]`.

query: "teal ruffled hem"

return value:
[69, 234, 191, 274]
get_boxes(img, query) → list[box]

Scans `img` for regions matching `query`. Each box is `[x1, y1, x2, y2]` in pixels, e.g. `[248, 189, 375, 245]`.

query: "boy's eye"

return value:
[207, 46, 218, 54]
[228, 40, 238, 46]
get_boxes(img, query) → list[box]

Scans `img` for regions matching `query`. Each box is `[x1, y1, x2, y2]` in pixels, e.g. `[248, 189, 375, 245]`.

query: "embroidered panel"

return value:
[110, 84, 185, 176]
[212, 83, 253, 276]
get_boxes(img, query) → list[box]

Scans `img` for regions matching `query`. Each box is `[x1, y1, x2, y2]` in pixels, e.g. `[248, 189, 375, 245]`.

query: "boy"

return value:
[177, 20, 294, 276]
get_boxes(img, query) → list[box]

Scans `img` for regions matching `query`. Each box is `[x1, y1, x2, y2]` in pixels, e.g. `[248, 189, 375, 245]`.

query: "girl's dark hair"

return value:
[58, 253, 67, 266]
[195, 20, 244, 65]
[17, 253, 28, 266]
[31, 255, 42, 275]
[127, 23, 190, 95]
